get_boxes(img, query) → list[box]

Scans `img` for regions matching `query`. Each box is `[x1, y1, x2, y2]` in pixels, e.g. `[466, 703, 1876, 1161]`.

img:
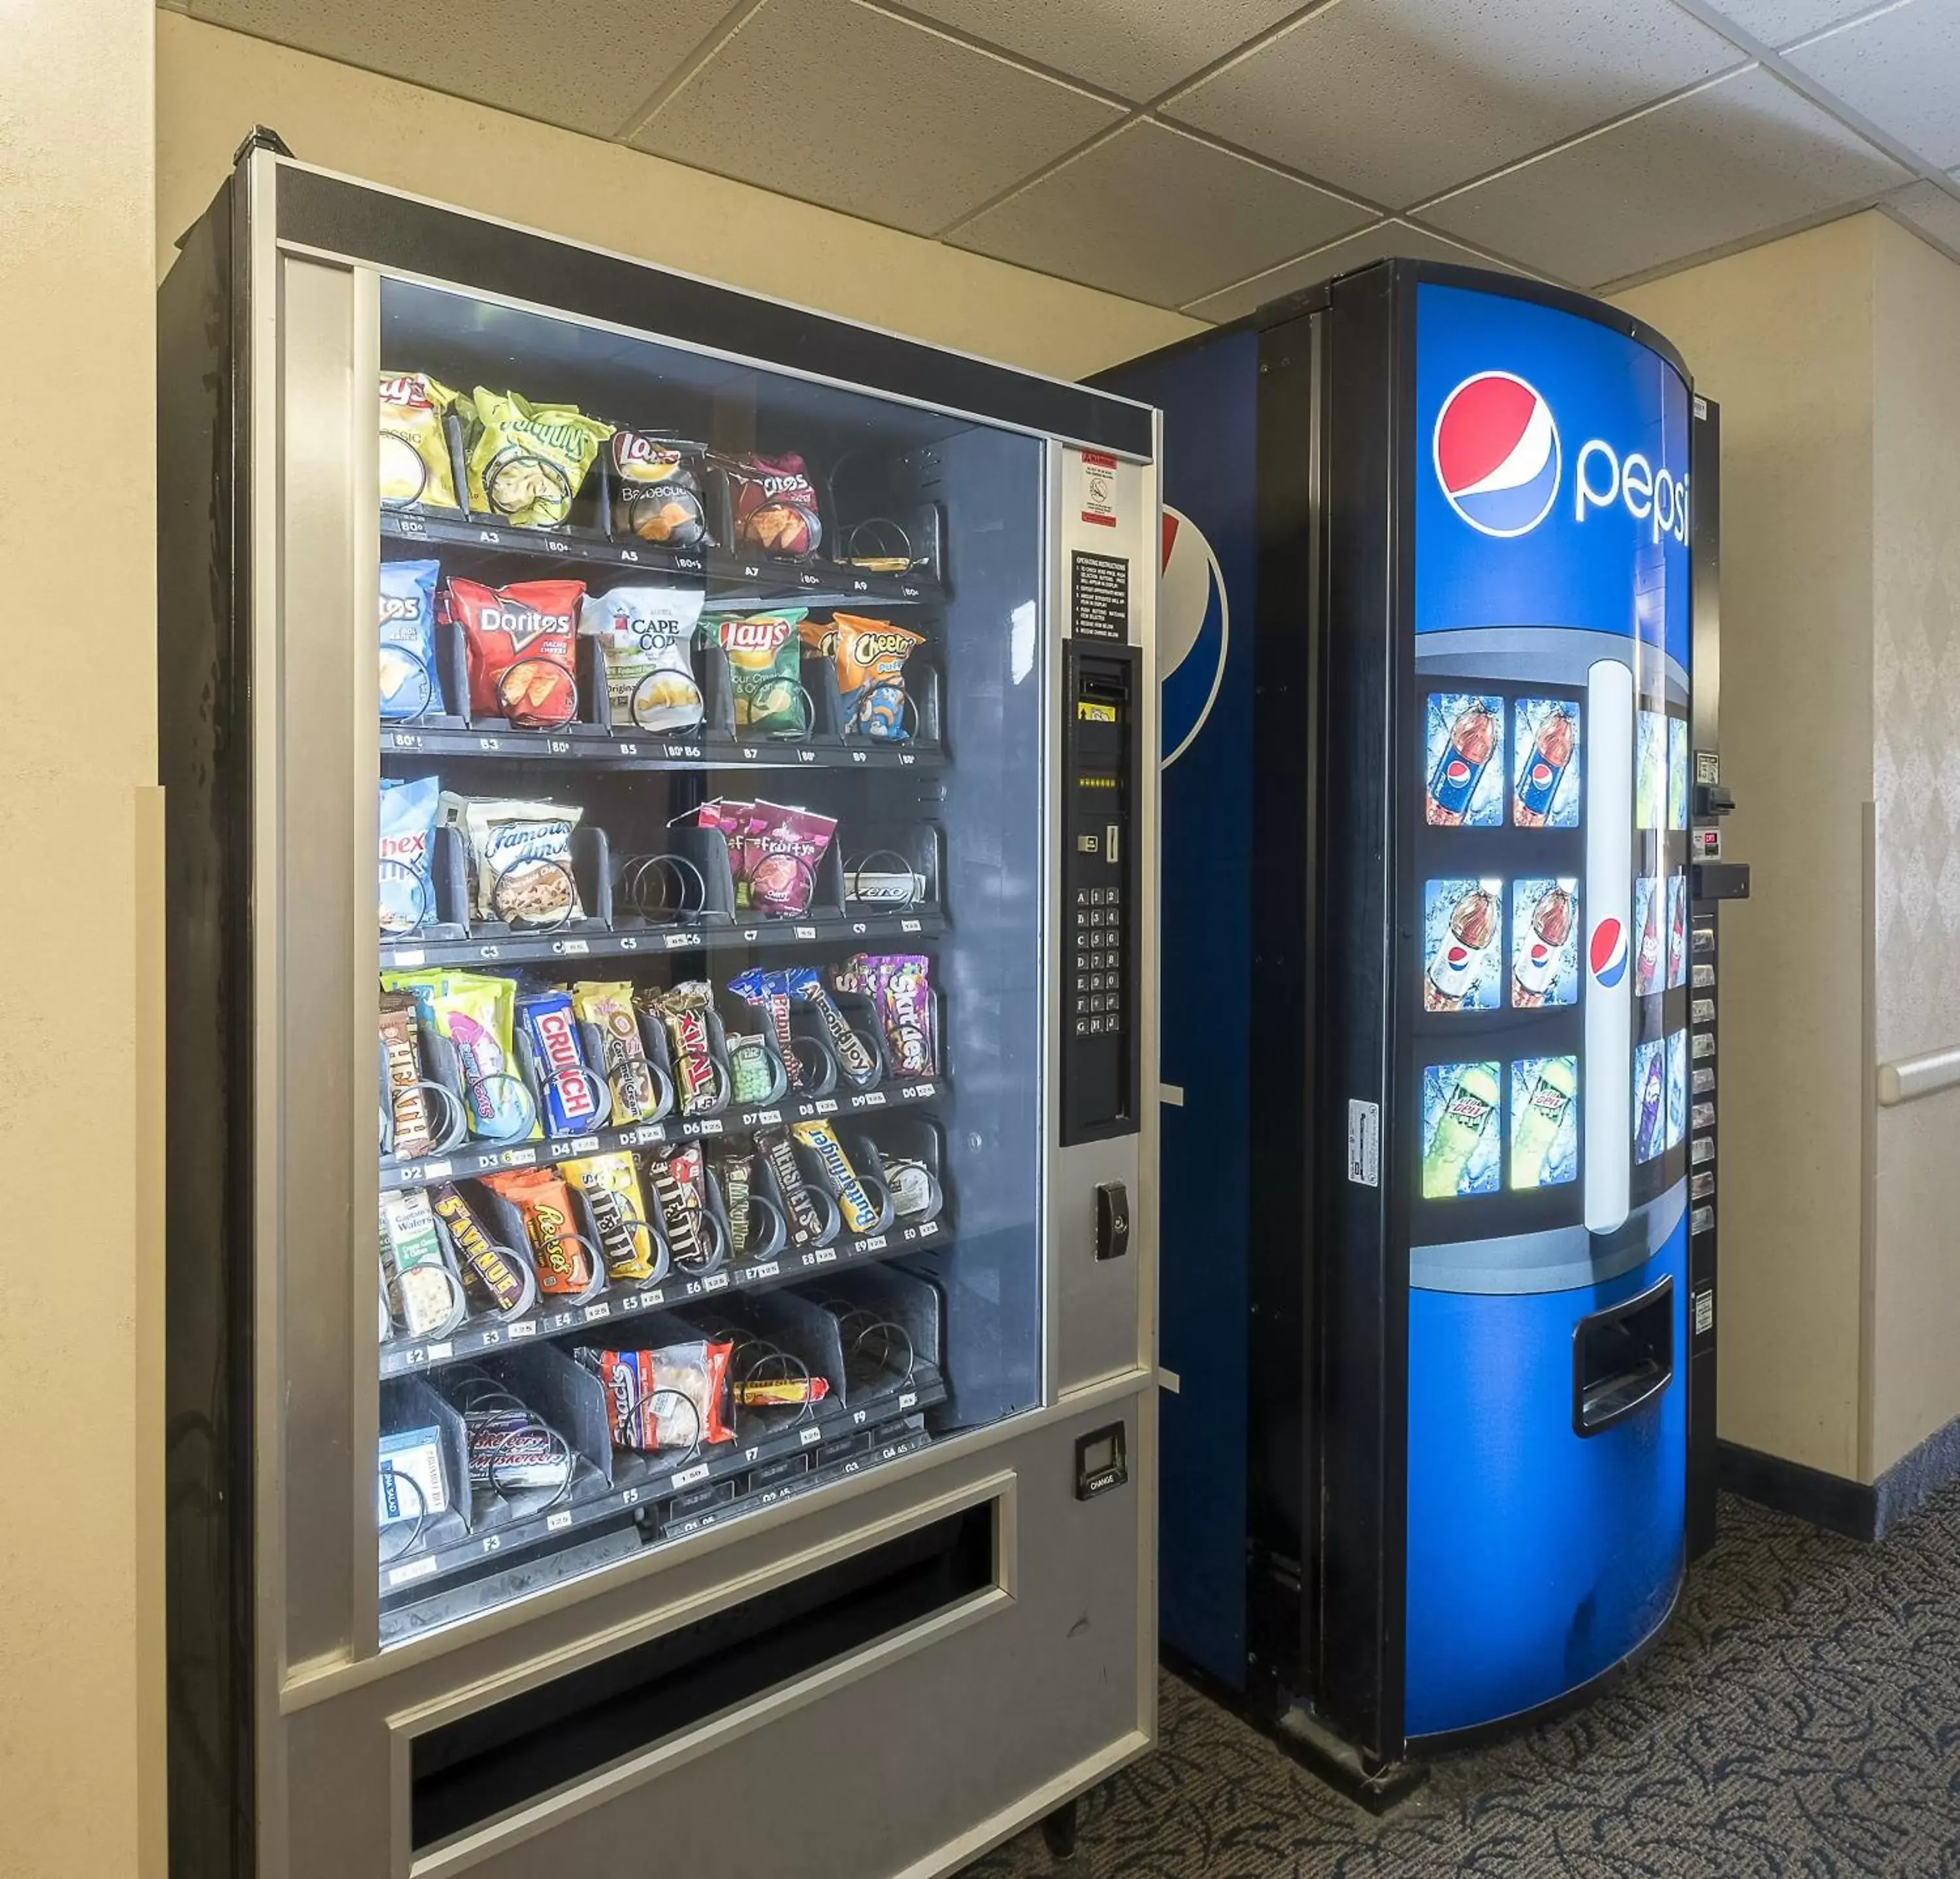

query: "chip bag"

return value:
[715, 610, 808, 736]
[378, 372, 461, 512]
[610, 432, 711, 547]
[580, 1342, 733, 1450]
[747, 802, 837, 917]
[817, 614, 924, 741]
[380, 559, 442, 719]
[717, 451, 821, 559]
[445, 577, 585, 727]
[461, 386, 612, 529]
[378, 774, 442, 937]
[581, 583, 706, 731]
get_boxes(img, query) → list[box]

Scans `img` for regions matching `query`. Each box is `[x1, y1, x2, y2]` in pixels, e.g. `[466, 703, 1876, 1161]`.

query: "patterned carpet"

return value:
[965, 1488, 1960, 1878]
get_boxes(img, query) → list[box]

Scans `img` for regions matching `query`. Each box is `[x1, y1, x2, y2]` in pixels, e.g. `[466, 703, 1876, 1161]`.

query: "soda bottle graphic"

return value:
[1635, 1047, 1665, 1162]
[1425, 886, 1499, 1010]
[1511, 1056, 1578, 1188]
[1666, 874, 1688, 987]
[1514, 705, 1576, 826]
[1427, 702, 1496, 826]
[1635, 879, 1663, 994]
[1422, 1062, 1499, 1198]
[1512, 884, 1575, 1007]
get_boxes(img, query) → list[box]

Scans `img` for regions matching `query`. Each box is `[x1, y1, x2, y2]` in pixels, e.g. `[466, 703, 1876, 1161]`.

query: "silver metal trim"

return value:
[1417, 624, 1691, 705]
[1875, 1045, 1960, 1105]
[1411, 1177, 1689, 1294]
[269, 150, 1155, 463]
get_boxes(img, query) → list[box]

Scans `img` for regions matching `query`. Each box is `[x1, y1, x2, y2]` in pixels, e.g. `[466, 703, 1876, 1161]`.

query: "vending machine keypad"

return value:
[1061, 647, 1139, 1144]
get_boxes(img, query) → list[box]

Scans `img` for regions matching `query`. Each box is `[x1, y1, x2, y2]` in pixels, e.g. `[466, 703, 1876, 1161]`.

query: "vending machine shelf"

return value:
[380, 1366, 947, 1608]
[382, 510, 941, 609]
[382, 725, 945, 770]
[380, 1213, 955, 1377]
[378, 909, 945, 973]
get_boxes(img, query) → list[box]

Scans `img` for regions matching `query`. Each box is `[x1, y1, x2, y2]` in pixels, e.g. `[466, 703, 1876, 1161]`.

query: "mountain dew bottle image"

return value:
[1421, 1062, 1501, 1198]
[1511, 1055, 1579, 1188]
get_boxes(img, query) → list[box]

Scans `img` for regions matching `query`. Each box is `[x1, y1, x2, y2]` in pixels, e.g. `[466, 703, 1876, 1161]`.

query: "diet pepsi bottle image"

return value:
[1513, 700, 1578, 827]
[1424, 881, 1501, 1011]
[1426, 696, 1500, 826]
[1420, 1060, 1501, 1198]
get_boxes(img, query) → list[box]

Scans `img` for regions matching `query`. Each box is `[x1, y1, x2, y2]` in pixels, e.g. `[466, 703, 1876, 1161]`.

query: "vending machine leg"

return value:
[1041, 1798, 1081, 1860]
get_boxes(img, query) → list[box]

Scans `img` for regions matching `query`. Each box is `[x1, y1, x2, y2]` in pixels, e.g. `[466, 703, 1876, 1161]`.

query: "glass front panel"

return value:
[372, 280, 1046, 1641]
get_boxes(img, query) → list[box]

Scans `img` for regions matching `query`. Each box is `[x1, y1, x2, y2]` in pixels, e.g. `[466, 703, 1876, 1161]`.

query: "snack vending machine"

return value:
[1103, 261, 1727, 1778]
[160, 144, 1159, 1878]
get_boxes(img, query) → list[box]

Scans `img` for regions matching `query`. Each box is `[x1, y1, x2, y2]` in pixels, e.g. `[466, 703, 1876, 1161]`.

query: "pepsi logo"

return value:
[1588, 916, 1628, 989]
[1447, 945, 1469, 966]
[1158, 505, 1230, 769]
[1531, 761, 1553, 787]
[1433, 371, 1561, 538]
[1529, 942, 1550, 966]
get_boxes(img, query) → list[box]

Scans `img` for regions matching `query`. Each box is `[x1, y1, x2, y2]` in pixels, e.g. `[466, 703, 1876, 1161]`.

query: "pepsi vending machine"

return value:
[1103, 261, 1729, 1780]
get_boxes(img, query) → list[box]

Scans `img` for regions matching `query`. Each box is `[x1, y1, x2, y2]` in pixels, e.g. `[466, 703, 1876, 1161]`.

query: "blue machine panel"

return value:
[1112, 333, 1258, 1688]
[1405, 281, 1693, 1738]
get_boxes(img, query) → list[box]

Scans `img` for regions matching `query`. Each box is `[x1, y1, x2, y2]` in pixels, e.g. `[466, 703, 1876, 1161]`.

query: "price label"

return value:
[583, 1302, 612, 1322]
[641, 1287, 665, 1306]
[427, 1341, 453, 1360]
[755, 1109, 781, 1124]
[553, 938, 589, 955]
[547, 1510, 573, 1532]
[510, 1321, 537, 1339]
[796, 749, 817, 764]
[547, 738, 572, 755]
[795, 926, 817, 940]
[664, 931, 695, 950]
[571, 1136, 599, 1154]
[898, 1391, 917, 1410]
[423, 1160, 452, 1180]
[853, 1090, 887, 1109]
[862, 1234, 887, 1252]
[672, 1462, 711, 1489]
[800, 1426, 823, 1446]
[812, 1248, 837, 1265]
[703, 1273, 729, 1292]
[700, 1118, 723, 1136]
[396, 517, 428, 539]
[388, 1557, 438, 1586]
[391, 731, 424, 751]
[502, 1148, 538, 1168]
[393, 949, 426, 969]
[814, 1098, 838, 1115]
[901, 919, 921, 934]
[750, 1262, 779, 1280]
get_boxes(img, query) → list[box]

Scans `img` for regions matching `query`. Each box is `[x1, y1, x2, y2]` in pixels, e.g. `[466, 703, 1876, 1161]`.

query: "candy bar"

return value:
[482, 1166, 593, 1296]
[427, 1183, 529, 1314]
[562, 1152, 659, 1284]
[517, 989, 604, 1136]
[729, 966, 808, 1088]
[786, 965, 878, 1085]
[380, 992, 433, 1160]
[757, 1125, 825, 1247]
[571, 981, 663, 1124]
[792, 1118, 882, 1234]
[642, 982, 722, 1116]
[644, 1144, 708, 1268]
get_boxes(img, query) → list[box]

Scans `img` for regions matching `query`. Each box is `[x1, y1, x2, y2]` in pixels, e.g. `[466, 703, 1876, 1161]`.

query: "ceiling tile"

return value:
[947, 121, 1372, 308]
[1884, 179, 1960, 254]
[632, 0, 1120, 236]
[184, 0, 721, 139]
[1423, 64, 1908, 286]
[887, 0, 1304, 103]
[1184, 220, 1539, 321]
[1682, 0, 1893, 50]
[1785, 1, 1960, 168]
[1164, 0, 1742, 210]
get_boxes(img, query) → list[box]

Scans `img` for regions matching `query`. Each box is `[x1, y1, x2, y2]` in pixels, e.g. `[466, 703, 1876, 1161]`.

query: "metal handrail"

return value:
[1875, 1045, 1960, 1107]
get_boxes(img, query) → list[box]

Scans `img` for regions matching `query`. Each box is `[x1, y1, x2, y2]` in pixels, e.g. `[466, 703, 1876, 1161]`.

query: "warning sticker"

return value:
[1347, 1099, 1380, 1188]
[1080, 449, 1118, 529]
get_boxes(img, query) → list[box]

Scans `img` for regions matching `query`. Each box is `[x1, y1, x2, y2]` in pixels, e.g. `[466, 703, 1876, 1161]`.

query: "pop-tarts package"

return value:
[380, 559, 442, 719]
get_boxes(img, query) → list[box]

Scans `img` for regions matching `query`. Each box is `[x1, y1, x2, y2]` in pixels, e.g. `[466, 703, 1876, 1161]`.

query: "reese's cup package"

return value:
[483, 1165, 593, 1296]
[444, 577, 585, 728]
[715, 610, 808, 737]
[378, 372, 461, 513]
[461, 387, 611, 529]
[380, 559, 442, 719]
[438, 794, 584, 929]
[610, 432, 711, 547]
[581, 583, 706, 731]
[717, 451, 821, 559]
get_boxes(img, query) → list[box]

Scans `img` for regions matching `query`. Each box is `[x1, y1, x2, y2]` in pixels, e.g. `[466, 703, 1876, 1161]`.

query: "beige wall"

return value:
[1868, 214, 1960, 1474]
[1615, 217, 1878, 1480]
[0, 1, 165, 1874]
[155, 13, 1201, 378]
[1618, 212, 1960, 1485]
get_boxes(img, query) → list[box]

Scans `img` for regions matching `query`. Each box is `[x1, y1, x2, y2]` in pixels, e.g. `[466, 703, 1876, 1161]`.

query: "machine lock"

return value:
[1095, 1181, 1131, 1262]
